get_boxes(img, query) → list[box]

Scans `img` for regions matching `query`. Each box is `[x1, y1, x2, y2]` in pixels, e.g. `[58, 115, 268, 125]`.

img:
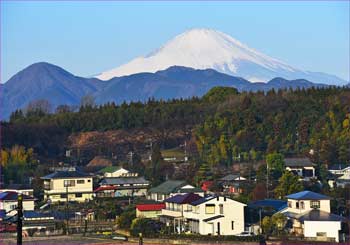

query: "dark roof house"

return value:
[285, 158, 314, 167]
[149, 180, 203, 194]
[164, 193, 202, 204]
[41, 170, 91, 179]
[286, 191, 331, 200]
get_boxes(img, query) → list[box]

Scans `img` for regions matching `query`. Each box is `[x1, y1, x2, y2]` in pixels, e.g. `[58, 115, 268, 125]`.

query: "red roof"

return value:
[136, 203, 165, 211]
[94, 186, 117, 192]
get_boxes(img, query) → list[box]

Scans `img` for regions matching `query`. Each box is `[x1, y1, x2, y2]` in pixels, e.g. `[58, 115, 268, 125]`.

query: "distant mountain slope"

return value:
[1, 63, 325, 120]
[96, 28, 348, 85]
[1, 62, 103, 119]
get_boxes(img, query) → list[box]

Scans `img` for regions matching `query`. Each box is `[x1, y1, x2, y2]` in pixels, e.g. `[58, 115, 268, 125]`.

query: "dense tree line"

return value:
[2, 86, 350, 168]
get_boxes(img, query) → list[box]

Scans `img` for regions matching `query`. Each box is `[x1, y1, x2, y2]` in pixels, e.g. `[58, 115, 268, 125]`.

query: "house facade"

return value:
[184, 195, 246, 235]
[41, 170, 93, 203]
[219, 174, 247, 195]
[136, 203, 165, 219]
[281, 191, 345, 242]
[148, 180, 204, 202]
[96, 176, 149, 197]
[98, 166, 134, 178]
[0, 191, 35, 215]
[160, 193, 202, 233]
[285, 158, 316, 181]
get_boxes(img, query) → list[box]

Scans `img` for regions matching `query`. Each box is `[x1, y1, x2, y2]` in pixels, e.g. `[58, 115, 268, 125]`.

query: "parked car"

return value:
[236, 231, 254, 237]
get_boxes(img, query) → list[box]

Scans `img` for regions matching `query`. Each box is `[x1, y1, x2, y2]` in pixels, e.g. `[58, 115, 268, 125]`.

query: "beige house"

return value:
[281, 191, 346, 242]
[98, 166, 135, 178]
[136, 203, 165, 219]
[0, 191, 35, 216]
[41, 170, 93, 203]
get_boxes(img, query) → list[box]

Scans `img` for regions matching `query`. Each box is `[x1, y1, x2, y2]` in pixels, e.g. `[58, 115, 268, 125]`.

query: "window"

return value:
[64, 180, 75, 187]
[75, 193, 82, 198]
[219, 204, 224, 214]
[311, 200, 320, 209]
[231, 221, 234, 230]
[61, 194, 67, 198]
[288, 201, 292, 208]
[77, 180, 85, 184]
[87, 179, 91, 182]
[316, 232, 326, 237]
[296, 202, 299, 209]
[205, 204, 215, 214]
[300, 201, 305, 209]
[10, 204, 17, 210]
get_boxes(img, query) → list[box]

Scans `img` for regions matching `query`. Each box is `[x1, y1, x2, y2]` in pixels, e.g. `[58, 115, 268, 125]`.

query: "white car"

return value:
[236, 231, 254, 237]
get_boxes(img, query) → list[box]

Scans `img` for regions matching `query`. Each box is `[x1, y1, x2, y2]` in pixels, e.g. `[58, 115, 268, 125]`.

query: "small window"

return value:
[75, 193, 82, 198]
[300, 201, 305, 209]
[10, 204, 17, 210]
[288, 201, 292, 208]
[64, 180, 75, 187]
[88, 179, 91, 182]
[296, 202, 299, 209]
[219, 204, 224, 214]
[311, 200, 320, 209]
[205, 204, 215, 214]
[231, 221, 234, 230]
[77, 180, 85, 184]
[61, 194, 67, 198]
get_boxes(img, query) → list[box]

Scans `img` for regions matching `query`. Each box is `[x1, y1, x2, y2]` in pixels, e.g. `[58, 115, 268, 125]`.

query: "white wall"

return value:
[0, 200, 34, 215]
[304, 221, 341, 242]
[287, 199, 330, 213]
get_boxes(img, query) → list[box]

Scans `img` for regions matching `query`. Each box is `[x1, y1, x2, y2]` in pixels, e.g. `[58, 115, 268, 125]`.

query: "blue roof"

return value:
[23, 211, 54, 219]
[41, 170, 90, 179]
[286, 191, 330, 200]
[164, 193, 201, 204]
[248, 199, 287, 211]
[191, 195, 217, 206]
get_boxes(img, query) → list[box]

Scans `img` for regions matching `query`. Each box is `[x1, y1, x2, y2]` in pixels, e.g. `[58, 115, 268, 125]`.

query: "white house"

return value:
[148, 180, 204, 202]
[160, 193, 202, 233]
[328, 164, 350, 176]
[0, 191, 35, 216]
[98, 166, 135, 178]
[281, 191, 346, 242]
[285, 158, 316, 181]
[183, 195, 246, 235]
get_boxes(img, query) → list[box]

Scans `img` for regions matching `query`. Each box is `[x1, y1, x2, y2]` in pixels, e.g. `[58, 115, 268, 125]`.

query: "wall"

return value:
[304, 220, 341, 242]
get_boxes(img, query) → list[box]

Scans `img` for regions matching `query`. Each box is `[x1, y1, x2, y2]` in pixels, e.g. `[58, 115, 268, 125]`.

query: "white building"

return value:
[285, 158, 316, 181]
[41, 170, 93, 203]
[183, 195, 246, 235]
[98, 166, 135, 178]
[281, 191, 345, 242]
[328, 164, 350, 176]
[0, 191, 35, 215]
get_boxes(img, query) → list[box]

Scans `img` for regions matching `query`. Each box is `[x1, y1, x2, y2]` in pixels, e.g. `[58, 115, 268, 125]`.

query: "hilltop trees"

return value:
[274, 171, 303, 199]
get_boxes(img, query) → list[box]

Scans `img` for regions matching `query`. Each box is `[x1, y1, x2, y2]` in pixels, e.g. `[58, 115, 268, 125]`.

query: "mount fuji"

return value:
[97, 28, 347, 85]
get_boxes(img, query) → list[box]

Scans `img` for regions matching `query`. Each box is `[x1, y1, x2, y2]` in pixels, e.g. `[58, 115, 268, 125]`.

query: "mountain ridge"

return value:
[96, 28, 347, 85]
[1, 62, 326, 120]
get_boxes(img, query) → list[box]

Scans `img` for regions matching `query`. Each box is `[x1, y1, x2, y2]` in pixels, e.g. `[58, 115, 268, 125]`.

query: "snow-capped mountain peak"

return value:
[96, 28, 347, 85]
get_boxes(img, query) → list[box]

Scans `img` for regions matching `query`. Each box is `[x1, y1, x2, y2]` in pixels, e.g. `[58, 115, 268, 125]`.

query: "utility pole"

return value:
[65, 181, 69, 235]
[17, 193, 23, 245]
[266, 163, 269, 199]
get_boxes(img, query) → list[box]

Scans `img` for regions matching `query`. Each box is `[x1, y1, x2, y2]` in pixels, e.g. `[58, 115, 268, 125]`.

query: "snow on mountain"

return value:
[96, 28, 347, 85]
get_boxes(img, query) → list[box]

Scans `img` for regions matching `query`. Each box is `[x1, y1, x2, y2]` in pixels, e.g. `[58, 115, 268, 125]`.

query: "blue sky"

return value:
[1, 1, 349, 83]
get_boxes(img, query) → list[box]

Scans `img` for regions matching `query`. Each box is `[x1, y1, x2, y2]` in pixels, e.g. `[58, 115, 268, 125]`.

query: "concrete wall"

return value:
[304, 220, 341, 242]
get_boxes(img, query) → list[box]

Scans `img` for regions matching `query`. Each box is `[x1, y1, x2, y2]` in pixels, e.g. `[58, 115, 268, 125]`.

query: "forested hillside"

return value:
[2, 86, 350, 167]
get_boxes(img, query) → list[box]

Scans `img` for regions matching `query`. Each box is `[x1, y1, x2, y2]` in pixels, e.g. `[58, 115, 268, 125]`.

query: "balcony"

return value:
[161, 209, 182, 218]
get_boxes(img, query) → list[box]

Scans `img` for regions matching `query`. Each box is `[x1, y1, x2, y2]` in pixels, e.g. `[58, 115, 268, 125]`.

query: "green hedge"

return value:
[140, 233, 264, 242]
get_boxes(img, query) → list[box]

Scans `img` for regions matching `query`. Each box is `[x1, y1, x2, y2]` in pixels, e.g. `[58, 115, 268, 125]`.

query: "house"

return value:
[0, 191, 35, 215]
[219, 174, 247, 194]
[136, 203, 165, 219]
[285, 158, 316, 181]
[281, 190, 346, 242]
[96, 176, 149, 197]
[183, 195, 246, 235]
[160, 193, 202, 233]
[328, 164, 350, 176]
[98, 166, 135, 178]
[0, 184, 34, 197]
[148, 180, 204, 202]
[41, 170, 93, 203]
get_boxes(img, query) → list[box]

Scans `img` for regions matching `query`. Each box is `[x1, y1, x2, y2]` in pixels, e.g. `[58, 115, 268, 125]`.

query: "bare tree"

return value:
[26, 99, 52, 114]
[80, 94, 95, 108]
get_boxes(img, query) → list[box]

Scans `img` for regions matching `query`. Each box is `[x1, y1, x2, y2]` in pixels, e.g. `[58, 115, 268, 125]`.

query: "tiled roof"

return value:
[286, 191, 330, 200]
[285, 158, 314, 167]
[248, 199, 287, 211]
[136, 203, 165, 211]
[148, 180, 186, 194]
[41, 170, 91, 179]
[99, 176, 149, 185]
[164, 193, 202, 204]
[0, 191, 34, 201]
[294, 210, 347, 222]
[98, 166, 124, 173]
[190, 195, 217, 206]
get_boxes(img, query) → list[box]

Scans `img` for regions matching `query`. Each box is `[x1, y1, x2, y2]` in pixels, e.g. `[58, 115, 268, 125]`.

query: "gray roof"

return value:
[284, 210, 347, 222]
[100, 176, 149, 186]
[328, 164, 350, 171]
[148, 180, 186, 194]
[219, 174, 240, 182]
[41, 170, 91, 179]
[285, 158, 314, 167]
